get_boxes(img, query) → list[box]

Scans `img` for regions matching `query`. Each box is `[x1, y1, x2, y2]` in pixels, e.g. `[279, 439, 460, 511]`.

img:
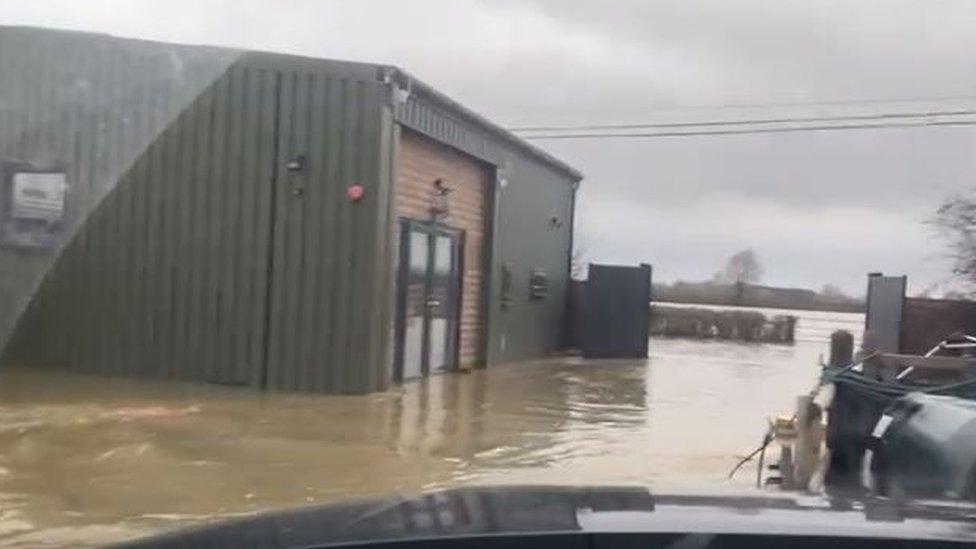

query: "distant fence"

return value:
[862, 275, 976, 355]
[650, 305, 796, 344]
[900, 297, 976, 354]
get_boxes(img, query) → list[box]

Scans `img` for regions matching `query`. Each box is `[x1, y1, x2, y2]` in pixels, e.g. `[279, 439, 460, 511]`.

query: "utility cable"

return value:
[518, 118, 976, 140]
[509, 108, 976, 133]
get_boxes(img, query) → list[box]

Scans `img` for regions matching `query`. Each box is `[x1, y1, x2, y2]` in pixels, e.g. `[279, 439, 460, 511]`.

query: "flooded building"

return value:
[0, 26, 582, 393]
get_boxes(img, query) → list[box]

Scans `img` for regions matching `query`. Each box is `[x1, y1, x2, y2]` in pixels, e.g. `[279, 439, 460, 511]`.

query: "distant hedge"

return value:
[649, 305, 796, 343]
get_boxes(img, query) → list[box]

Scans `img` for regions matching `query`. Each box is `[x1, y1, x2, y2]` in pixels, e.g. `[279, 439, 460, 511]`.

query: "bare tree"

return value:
[717, 249, 763, 285]
[932, 193, 976, 292]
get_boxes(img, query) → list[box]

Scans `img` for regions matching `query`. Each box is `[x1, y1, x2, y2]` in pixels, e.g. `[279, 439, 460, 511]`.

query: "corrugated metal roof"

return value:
[388, 69, 583, 182]
[210, 52, 584, 181]
[4, 26, 582, 183]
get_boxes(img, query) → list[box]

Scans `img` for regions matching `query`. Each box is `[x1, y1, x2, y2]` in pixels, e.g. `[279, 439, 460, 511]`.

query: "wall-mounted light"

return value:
[286, 155, 306, 172]
[429, 178, 452, 219]
[394, 86, 411, 105]
[381, 67, 412, 106]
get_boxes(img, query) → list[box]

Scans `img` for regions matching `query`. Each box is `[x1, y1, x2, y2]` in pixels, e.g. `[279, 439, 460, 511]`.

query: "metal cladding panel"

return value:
[394, 93, 579, 367]
[6, 64, 278, 386]
[3, 30, 393, 394]
[261, 65, 389, 394]
[864, 274, 907, 353]
[486, 156, 577, 364]
[0, 26, 238, 357]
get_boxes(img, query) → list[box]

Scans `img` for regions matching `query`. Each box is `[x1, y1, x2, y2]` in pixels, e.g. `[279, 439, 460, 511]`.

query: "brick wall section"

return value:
[396, 130, 489, 368]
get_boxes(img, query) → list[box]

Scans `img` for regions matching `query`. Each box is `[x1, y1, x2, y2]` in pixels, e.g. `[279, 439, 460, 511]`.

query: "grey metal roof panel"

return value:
[1, 25, 582, 183]
[388, 68, 583, 182]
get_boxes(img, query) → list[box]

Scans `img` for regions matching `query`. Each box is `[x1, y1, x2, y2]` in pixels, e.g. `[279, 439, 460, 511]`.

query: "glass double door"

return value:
[397, 220, 463, 381]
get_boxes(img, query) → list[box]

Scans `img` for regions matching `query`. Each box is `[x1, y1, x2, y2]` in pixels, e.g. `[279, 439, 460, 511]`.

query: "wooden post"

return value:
[829, 330, 854, 367]
[794, 394, 824, 491]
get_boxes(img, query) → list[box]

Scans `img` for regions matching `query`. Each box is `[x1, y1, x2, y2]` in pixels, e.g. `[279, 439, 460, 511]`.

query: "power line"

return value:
[629, 92, 976, 112]
[509, 108, 976, 133]
[519, 118, 976, 140]
[504, 92, 976, 124]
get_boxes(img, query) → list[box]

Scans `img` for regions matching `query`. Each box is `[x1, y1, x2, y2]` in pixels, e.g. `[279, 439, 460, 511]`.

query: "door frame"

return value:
[393, 217, 465, 382]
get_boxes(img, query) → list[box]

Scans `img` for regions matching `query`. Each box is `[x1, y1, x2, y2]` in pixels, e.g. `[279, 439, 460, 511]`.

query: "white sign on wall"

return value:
[11, 172, 67, 222]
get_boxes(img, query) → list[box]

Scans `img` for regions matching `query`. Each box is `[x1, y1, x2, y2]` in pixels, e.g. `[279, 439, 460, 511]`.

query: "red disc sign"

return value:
[346, 184, 364, 202]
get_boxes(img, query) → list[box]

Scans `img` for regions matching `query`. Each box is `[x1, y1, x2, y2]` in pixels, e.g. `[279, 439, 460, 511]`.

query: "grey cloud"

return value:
[545, 128, 976, 211]
[2, 0, 974, 293]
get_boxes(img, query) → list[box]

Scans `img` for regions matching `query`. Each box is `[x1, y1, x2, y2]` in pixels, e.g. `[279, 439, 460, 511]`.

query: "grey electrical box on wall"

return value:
[1, 162, 68, 249]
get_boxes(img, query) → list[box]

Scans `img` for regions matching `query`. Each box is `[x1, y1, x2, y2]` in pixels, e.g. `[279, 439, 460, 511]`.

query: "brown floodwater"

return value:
[0, 314, 859, 547]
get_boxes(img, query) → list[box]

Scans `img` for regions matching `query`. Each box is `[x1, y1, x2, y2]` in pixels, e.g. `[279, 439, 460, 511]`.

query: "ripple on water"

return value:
[0, 330, 855, 547]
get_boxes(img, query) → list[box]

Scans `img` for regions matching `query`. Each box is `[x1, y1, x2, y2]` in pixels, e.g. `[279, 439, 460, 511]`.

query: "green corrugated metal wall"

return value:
[2, 27, 580, 393]
[3, 33, 394, 393]
[14, 65, 279, 384]
[0, 26, 237, 355]
[486, 156, 575, 363]
[253, 54, 392, 393]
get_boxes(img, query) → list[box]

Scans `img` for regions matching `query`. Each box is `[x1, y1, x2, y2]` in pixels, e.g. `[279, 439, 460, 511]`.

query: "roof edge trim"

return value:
[390, 68, 583, 182]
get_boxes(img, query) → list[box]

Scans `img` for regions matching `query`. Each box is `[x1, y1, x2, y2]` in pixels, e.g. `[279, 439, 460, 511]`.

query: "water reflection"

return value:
[0, 328, 857, 547]
[388, 358, 648, 479]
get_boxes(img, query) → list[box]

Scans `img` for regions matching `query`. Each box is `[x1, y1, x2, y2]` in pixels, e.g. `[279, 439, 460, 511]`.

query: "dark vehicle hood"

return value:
[119, 485, 976, 547]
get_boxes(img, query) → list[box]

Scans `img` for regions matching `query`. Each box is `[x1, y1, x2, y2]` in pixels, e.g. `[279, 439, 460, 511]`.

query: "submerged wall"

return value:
[1, 28, 393, 393]
[2, 27, 580, 391]
[0, 26, 239, 355]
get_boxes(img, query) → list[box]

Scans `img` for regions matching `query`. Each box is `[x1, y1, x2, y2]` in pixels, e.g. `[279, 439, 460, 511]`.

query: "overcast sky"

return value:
[5, 0, 976, 294]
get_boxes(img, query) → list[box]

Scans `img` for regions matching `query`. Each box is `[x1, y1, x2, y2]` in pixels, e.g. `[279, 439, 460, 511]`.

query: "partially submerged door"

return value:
[396, 219, 462, 381]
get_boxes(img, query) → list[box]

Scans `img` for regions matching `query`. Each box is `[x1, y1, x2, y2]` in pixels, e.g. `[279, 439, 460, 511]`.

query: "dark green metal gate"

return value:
[582, 263, 652, 359]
